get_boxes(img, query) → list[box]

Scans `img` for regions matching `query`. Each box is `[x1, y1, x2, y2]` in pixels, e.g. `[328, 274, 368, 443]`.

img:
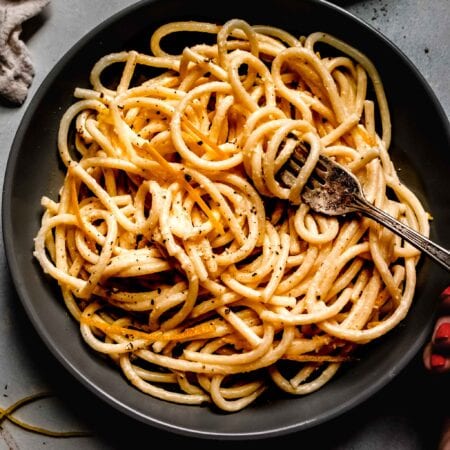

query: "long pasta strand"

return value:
[33, 18, 428, 412]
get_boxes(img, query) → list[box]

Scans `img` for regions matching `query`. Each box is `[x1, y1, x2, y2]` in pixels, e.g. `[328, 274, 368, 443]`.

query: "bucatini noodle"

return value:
[33, 19, 429, 412]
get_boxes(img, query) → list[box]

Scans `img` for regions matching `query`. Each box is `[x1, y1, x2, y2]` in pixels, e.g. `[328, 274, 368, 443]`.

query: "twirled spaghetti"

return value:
[33, 19, 429, 412]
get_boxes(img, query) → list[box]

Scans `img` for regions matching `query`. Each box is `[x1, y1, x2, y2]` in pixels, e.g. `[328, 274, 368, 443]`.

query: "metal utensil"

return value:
[279, 145, 450, 272]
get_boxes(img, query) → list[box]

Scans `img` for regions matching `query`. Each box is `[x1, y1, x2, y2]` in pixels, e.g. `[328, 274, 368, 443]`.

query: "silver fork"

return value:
[279, 145, 450, 272]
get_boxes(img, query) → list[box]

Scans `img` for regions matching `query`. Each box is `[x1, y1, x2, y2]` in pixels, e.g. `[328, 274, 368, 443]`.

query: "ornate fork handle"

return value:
[352, 195, 450, 272]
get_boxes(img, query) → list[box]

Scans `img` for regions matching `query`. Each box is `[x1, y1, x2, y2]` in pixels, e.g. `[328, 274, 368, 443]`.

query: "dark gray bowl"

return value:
[3, 0, 450, 440]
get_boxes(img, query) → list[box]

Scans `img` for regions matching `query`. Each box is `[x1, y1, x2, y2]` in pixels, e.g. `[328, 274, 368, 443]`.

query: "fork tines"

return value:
[278, 145, 308, 188]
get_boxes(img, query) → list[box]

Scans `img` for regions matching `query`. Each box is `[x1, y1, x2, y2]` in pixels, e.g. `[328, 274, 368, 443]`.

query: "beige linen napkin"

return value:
[0, 0, 50, 106]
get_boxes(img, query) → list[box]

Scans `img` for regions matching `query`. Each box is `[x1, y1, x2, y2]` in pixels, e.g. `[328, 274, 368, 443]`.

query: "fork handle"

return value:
[354, 198, 450, 272]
